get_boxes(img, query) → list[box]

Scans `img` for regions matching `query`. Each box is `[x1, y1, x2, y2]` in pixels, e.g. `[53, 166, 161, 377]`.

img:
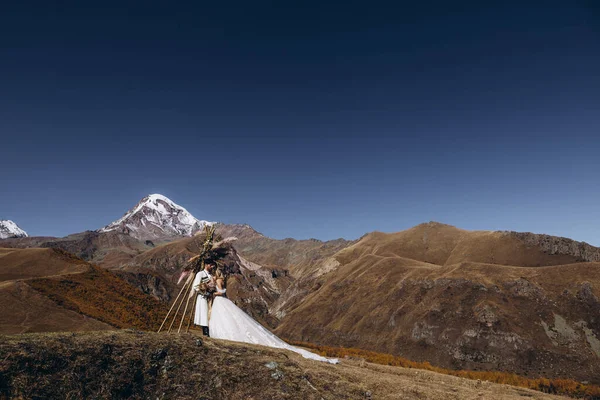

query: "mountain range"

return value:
[1, 194, 599, 386]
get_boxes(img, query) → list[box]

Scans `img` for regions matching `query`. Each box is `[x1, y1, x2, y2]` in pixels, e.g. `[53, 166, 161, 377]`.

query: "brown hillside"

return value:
[113, 267, 178, 303]
[0, 247, 170, 334]
[271, 222, 598, 332]
[0, 281, 113, 334]
[27, 266, 169, 331]
[0, 231, 152, 269]
[0, 331, 567, 400]
[0, 247, 114, 334]
[41, 230, 153, 268]
[122, 235, 206, 281]
[0, 236, 57, 248]
[336, 223, 587, 268]
[0, 248, 88, 281]
[275, 225, 600, 384]
[336, 224, 469, 266]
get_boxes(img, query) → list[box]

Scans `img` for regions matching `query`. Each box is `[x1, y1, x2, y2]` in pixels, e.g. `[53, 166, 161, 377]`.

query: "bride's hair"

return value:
[214, 268, 227, 282]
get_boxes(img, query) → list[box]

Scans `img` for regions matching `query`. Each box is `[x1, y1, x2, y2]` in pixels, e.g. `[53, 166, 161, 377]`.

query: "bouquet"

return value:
[195, 279, 216, 297]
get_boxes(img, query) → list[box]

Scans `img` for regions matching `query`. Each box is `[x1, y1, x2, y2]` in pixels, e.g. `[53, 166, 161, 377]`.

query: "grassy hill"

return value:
[0, 247, 168, 334]
[0, 330, 569, 400]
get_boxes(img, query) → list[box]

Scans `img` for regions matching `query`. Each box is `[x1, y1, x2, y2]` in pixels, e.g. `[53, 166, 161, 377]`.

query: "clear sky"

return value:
[2, 1, 600, 244]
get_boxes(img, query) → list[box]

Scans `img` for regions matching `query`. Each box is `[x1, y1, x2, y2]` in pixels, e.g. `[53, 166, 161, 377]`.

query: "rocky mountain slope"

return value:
[0, 330, 566, 400]
[275, 223, 600, 383]
[213, 223, 355, 319]
[216, 223, 353, 278]
[0, 220, 27, 239]
[119, 232, 295, 328]
[99, 194, 214, 241]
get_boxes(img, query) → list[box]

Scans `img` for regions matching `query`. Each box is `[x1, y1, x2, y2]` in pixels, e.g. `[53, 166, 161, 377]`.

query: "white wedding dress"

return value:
[209, 288, 339, 364]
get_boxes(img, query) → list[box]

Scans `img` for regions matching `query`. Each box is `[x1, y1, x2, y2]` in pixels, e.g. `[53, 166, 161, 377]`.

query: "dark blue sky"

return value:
[2, 1, 600, 244]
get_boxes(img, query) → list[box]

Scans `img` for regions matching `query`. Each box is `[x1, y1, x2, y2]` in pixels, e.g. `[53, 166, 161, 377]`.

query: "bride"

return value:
[209, 268, 338, 364]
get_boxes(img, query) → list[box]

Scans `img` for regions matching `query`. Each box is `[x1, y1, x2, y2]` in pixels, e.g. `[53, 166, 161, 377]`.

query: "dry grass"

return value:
[0, 248, 88, 281]
[0, 331, 569, 400]
[27, 266, 169, 331]
[290, 341, 600, 399]
[0, 281, 114, 334]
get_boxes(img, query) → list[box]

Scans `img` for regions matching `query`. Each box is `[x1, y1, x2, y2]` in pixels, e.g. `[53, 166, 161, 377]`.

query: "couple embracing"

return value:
[188, 253, 338, 364]
[190, 261, 227, 337]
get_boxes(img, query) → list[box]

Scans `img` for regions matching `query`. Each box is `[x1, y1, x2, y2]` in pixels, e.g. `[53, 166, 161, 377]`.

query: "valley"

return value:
[1, 195, 599, 394]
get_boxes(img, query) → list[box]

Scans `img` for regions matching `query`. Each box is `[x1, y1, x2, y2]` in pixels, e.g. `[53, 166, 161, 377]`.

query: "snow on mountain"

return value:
[98, 194, 214, 240]
[0, 220, 28, 239]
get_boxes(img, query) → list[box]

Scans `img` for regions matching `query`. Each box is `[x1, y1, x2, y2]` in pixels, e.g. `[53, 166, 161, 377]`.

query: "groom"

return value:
[192, 262, 215, 337]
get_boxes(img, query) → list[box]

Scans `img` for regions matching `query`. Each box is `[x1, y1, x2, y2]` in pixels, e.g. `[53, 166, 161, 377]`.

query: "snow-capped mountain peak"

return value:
[98, 194, 214, 240]
[0, 220, 28, 239]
